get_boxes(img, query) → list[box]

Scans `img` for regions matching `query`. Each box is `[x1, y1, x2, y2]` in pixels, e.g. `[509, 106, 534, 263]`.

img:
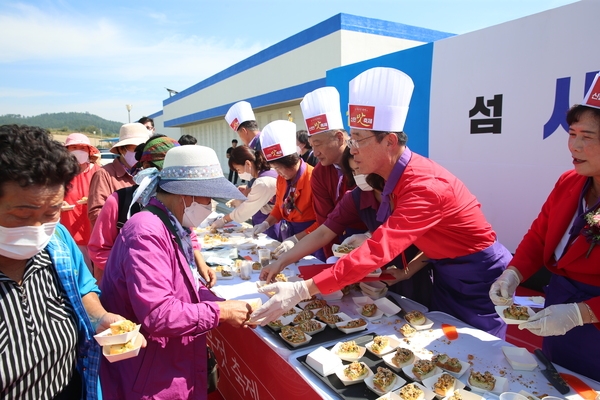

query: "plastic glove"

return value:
[226, 199, 243, 208]
[250, 281, 310, 326]
[519, 303, 583, 336]
[210, 217, 226, 229]
[273, 235, 298, 256]
[252, 221, 270, 236]
[341, 233, 370, 248]
[489, 269, 520, 306]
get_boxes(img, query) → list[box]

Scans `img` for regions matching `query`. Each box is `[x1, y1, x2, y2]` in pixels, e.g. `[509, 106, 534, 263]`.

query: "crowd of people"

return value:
[1, 68, 600, 399]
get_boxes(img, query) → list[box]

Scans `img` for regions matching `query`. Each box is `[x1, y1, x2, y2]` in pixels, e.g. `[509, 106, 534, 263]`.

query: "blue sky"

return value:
[0, 0, 578, 124]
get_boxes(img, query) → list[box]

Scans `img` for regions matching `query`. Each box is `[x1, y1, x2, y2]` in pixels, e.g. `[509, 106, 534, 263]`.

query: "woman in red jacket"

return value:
[490, 95, 600, 381]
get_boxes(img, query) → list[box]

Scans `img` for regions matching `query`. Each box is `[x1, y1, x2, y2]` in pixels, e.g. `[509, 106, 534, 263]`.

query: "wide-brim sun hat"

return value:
[64, 132, 99, 154]
[110, 123, 151, 154]
[158, 145, 246, 200]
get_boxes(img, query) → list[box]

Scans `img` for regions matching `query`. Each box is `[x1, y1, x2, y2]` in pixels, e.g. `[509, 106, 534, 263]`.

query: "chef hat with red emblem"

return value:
[300, 87, 344, 136]
[259, 120, 297, 162]
[583, 72, 600, 110]
[225, 101, 256, 132]
[348, 67, 414, 132]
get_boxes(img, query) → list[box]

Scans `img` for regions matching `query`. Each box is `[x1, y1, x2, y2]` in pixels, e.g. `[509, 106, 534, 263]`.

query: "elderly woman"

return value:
[99, 145, 253, 399]
[251, 120, 324, 260]
[211, 145, 279, 239]
[0, 125, 124, 399]
[490, 96, 600, 381]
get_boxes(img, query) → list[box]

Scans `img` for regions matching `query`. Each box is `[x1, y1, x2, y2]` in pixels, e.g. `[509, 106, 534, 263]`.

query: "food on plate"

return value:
[252, 262, 262, 271]
[448, 390, 462, 400]
[336, 244, 355, 254]
[220, 269, 233, 277]
[304, 299, 327, 310]
[268, 320, 284, 328]
[318, 313, 343, 325]
[109, 339, 136, 355]
[316, 305, 340, 319]
[109, 319, 136, 335]
[298, 319, 322, 333]
[343, 361, 368, 380]
[282, 308, 298, 317]
[339, 318, 367, 329]
[280, 326, 306, 344]
[468, 370, 496, 391]
[361, 303, 378, 317]
[433, 373, 456, 396]
[503, 304, 530, 320]
[432, 353, 462, 373]
[338, 340, 360, 355]
[274, 273, 288, 282]
[405, 310, 426, 325]
[412, 359, 436, 380]
[203, 233, 228, 243]
[399, 324, 417, 338]
[370, 336, 390, 354]
[293, 310, 314, 324]
[391, 348, 414, 367]
[398, 383, 425, 400]
[372, 366, 396, 392]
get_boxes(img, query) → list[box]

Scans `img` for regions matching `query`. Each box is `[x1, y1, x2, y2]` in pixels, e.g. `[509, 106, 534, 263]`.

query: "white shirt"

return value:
[230, 175, 277, 222]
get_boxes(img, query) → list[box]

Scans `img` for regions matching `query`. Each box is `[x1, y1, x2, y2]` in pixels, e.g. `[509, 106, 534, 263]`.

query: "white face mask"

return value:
[123, 150, 138, 168]
[181, 197, 213, 228]
[354, 174, 373, 191]
[70, 149, 89, 164]
[296, 145, 303, 155]
[0, 222, 58, 260]
[238, 162, 253, 181]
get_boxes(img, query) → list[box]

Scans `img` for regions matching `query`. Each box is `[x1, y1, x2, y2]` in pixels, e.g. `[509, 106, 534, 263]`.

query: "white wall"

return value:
[429, 0, 600, 251]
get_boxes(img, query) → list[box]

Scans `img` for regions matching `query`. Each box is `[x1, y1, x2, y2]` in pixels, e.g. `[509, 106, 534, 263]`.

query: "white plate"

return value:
[61, 204, 75, 211]
[281, 306, 303, 318]
[422, 372, 466, 397]
[266, 315, 294, 331]
[76, 198, 88, 205]
[395, 382, 437, 400]
[353, 296, 374, 307]
[334, 362, 373, 386]
[318, 312, 352, 328]
[365, 369, 406, 395]
[335, 318, 369, 334]
[495, 305, 535, 325]
[365, 335, 401, 357]
[306, 346, 343, 377]
[332, 244, 356, 258]
[467, 372, 508, 395]
[375, 297, 402, 316]
[279, 330, 312, 348]
[218, 270, 234, 280]
[382, 349, 418, 372]
[102, 333, 143, 363]
[501, 346, 538, 371]
[330, 341, 367, 362]
[377, 393, 403, 400]
[94, 324, 141, 346]
[442, 389, 484, 400]
[405, 316, 434, 331]
[435, 358, 470, 378]
[297, 319, 326, 335]
[291, 310, 316, 325]
[298, 299, 329, 310]
[402, 363, 442, 382]
[356, 305, 385, 321]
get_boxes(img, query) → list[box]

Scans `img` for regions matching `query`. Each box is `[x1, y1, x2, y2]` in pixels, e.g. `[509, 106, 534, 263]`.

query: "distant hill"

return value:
[0, 112, 123, 135]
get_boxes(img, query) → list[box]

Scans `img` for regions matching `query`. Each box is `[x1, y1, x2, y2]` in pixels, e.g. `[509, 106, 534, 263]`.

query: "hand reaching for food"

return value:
[252, 281, 310, 325]
[259, 261, 284, 282]
[273, 235, 298, 257]
[489, 268, 520, 306]
[210, 217, 226, 229]
[519, 303, 583, 336]
[252, 221, 270, 236]
[217, 300, 253, 328]
[341, 233, 370, 248]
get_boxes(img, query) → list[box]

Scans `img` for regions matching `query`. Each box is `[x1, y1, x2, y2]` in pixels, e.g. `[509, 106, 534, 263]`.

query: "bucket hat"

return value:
[110, 123, 151, 154]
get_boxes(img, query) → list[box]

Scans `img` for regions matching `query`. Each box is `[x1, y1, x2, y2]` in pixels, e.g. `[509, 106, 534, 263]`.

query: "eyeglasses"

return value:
[347, 135, 375, 149]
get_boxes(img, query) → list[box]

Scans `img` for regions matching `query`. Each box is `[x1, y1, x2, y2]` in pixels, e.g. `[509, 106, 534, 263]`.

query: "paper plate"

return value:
[356, 305, 385, 321]
[375, 297, 402, 316]
[335, 318, 369, 334]
[402, 363, 442, 382]
[382, 349, 418, 372]
[102, 333, 143, 363]
[467, 372, 508, 394]
[495, 305, 535, 325]
[365, 369, 406, 396]
[318, 312, 352, 329]
[332, 244, 356, 258]
[94, 324, 141, 346]
[61, 204, 75, 211]
[266, 315, 294, 331]
[279, 331, 312, 348]
[501, 346, 538, 371]
[421, 372, 465, 397]
[297, 319, 326, 335]
[365, 335, 401, 357]
[330, 341, 367, 362]
[334, 362, 373, 386]
[405, 316, 434, 331]
[395, 382, 436, 400]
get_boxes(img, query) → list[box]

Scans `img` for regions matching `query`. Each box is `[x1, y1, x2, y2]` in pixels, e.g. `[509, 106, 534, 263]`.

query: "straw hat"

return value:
[110, 123, 151, 154]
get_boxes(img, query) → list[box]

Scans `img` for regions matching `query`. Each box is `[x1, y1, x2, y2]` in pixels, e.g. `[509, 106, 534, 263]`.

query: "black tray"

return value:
[297, 333, 409, 400]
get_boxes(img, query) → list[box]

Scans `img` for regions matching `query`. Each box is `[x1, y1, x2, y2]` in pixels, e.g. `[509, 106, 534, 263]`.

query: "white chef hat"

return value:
[300, 87, 345, 136]
[225, 101, 256, 131]
[348, 67, 414, 132]
[260, 120, 297, 162]
[583, 72, 600, 109]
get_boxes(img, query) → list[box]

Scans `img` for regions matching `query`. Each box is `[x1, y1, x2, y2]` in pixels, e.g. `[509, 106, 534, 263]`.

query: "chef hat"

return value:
[259, 120, 297, 162]
[348, 67, 414, 132]
[300, 87, 345, 136]
[583, 72, 600, 109]
[225, 101, 256, 131]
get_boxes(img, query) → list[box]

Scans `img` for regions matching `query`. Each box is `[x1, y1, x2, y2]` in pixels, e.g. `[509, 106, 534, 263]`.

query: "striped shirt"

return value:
[0, 249, 79, 400]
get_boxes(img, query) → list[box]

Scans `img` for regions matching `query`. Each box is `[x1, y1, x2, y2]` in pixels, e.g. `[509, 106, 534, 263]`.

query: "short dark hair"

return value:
[296, 130, 312, 150]
[138, 116, 154, 127]
[566, 104, 600, 127]
[371, 131, 408, 146]
[268, 153, 300, 169]
[0, 125, 79, 198]
[232, 139, 238, 144]
[340, 147, 356, 187]
[228, 145, 269, 172]
[366, 173, 385, 192]
[238, 120, 259, 132]
[178, 134, 197, 145]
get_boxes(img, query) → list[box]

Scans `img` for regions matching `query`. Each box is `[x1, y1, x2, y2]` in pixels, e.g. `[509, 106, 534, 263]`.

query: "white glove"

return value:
[226, 199, 243, 208]
[341, 233, 370, 248]
[252, 221, 270, 236]
[274, 235, 298, 256]
[251, 281, 310, 326]
[489, 269, 520, 306]
[519, 303, 583, 336]
[210, 217, 226, 229]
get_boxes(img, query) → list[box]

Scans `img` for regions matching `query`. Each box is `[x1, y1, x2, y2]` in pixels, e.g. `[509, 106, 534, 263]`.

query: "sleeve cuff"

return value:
[312, 269, 341, 294]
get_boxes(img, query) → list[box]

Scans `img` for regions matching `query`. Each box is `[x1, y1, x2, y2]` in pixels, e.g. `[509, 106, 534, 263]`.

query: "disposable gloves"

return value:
[274, 235, 298, 256]
[489, 269, 520, 306]
[250, 281, 310, 326]
[519, 303, 583, 336]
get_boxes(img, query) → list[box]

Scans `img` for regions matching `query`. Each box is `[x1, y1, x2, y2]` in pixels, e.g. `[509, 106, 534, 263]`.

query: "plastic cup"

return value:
[258, 249, 271, 267]
[499, 393, 527, 400]
[240, 261, 252, 280]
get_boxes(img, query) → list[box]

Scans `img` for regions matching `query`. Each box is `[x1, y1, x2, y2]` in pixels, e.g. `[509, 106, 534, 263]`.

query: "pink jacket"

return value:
[99, 200, 221, 400]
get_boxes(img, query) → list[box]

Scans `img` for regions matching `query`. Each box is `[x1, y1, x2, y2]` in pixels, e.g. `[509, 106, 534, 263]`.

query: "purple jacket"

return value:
[99, 200, 222, 400]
